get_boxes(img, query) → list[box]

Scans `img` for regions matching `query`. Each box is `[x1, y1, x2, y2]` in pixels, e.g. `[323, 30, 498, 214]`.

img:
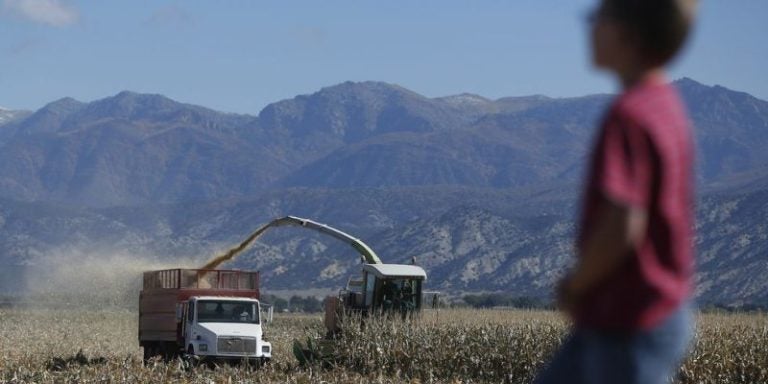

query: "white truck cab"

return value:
[182, 296, 271, 364]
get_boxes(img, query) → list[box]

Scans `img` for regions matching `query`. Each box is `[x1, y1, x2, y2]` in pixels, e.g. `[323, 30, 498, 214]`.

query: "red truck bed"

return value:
[139, 269, 260, 343]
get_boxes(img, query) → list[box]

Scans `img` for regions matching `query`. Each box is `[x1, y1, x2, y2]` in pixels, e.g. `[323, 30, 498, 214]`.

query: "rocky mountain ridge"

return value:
[1, 78, 766, 307]
[1, 78, 766, 207]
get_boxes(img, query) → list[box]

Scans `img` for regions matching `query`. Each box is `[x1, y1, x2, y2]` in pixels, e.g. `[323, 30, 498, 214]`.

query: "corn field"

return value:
[0, 308, 765, 383]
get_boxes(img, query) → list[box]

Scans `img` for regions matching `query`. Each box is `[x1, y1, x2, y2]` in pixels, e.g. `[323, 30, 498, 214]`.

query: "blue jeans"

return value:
[534, 305, 693, 384]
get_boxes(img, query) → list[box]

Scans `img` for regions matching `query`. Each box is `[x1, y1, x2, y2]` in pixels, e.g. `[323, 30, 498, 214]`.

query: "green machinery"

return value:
[251, 216, 427, 319]
[240, 216, 428, 363]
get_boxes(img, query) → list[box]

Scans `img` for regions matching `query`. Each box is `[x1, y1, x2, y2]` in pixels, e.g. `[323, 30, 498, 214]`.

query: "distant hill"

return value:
[0, 79, 766, 206]
[696, 188, 768, 307]
[676, 78, 768, 181]
[1, 181, 766, 306]
[1, 79, 767, 307]
[279, 94, 607, 189]
[0, 92, 268, 206]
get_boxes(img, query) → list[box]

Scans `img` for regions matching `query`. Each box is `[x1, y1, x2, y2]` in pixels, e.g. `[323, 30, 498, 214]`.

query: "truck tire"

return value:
[161, 342, 178, 362]
[184, 345, 199, 369]
[142, 343, 157, 365]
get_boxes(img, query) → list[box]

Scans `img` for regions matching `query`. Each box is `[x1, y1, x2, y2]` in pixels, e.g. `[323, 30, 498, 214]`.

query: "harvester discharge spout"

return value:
[201, 215, 382, 271]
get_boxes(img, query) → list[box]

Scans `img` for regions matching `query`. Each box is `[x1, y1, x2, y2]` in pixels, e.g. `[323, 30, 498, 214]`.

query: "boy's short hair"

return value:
[602, 0, 697, 66]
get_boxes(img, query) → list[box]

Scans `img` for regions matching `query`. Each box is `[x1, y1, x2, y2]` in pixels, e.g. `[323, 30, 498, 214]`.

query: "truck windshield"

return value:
[196, 300, 260, 324]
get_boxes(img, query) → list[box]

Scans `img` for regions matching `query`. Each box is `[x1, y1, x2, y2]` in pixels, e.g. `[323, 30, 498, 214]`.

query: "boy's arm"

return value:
[559, 197, 648, 312]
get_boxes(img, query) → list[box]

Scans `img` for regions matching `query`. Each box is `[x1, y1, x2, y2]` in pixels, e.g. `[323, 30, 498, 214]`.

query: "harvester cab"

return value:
[340, 263, 426, 315]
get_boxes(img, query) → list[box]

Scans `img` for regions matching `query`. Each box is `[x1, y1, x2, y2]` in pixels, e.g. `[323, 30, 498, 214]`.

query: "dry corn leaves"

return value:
[0, 308, 765, 383]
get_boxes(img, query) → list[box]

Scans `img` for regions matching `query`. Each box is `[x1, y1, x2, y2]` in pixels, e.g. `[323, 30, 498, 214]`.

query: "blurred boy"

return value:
[535, 0, 698, 383]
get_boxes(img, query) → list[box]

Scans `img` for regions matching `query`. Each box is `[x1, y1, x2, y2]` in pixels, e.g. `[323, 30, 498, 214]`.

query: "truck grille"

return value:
[217, 336, 256, 355]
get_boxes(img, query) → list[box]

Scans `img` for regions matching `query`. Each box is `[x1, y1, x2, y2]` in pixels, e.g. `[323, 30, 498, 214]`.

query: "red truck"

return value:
[139, 268, 272, 365]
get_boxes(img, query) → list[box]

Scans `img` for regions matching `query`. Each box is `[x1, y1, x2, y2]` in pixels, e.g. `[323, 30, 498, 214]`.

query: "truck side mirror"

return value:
[260, 304, 274, 324]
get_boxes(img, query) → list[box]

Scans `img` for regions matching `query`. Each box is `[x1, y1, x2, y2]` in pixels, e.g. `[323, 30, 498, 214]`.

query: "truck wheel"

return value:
[187, 345, 200, 367]
[183, 346, 198, 370]
[161, 342, 177, 362]
[142, 343, 156, 365]
[245, 357, 267, 371]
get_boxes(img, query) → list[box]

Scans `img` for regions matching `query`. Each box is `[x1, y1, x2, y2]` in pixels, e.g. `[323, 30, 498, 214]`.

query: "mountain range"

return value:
[1, 78, 766, 307]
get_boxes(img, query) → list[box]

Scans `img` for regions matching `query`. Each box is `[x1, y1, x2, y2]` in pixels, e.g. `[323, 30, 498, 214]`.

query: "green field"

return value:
[0, 308, 765, 383]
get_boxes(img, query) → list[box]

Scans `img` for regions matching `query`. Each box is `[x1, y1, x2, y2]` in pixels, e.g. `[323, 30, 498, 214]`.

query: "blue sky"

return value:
[1, 0, 766, 114]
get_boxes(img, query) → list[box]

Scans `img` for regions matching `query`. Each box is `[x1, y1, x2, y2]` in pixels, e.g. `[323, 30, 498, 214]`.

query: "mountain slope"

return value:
[259, 81, 464, 141]
[1, 79, 767, 206]
[676, 78, 768, 180]
[280, 93, 609, 188]
[0, 93, 280, 206]
[0, 79, 767, 306]
[1, 178, 766, 305]
[0, 107, 32, 144]
[696, 189, 768, 306]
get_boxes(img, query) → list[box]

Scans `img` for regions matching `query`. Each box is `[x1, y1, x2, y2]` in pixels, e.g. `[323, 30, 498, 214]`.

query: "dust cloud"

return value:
[20, 248, 201, 309]
[15, 221, 276, 309]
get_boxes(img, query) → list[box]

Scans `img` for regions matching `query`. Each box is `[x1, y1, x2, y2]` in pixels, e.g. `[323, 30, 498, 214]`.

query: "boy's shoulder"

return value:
[610, 80, 685, 128]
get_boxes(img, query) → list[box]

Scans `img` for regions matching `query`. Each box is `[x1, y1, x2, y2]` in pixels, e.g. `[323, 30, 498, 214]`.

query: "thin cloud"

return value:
[144, 4, 193, 29]
[292, 26, 328, 49]
[2, 0, 79, 27]
[8, 36, 44, 55]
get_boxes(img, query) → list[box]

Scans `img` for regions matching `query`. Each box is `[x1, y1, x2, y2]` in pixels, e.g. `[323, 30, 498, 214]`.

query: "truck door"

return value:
[177, 302, 187, 342]
[184, 301, 195, 347]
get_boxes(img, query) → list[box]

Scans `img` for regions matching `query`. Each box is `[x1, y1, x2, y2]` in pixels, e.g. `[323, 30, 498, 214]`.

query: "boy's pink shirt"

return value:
[576, 77, 695, 331]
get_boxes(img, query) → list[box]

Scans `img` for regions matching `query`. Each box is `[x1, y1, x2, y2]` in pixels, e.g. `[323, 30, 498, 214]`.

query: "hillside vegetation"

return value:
[1, 78, 767, 306]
